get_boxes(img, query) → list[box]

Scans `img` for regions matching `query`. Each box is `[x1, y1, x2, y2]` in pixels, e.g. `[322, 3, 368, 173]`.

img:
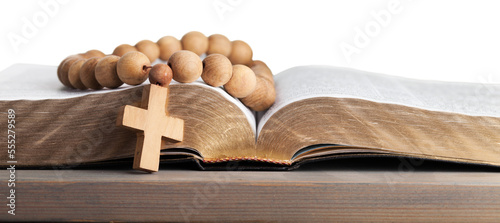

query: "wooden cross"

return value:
[116, 84, 184, 172]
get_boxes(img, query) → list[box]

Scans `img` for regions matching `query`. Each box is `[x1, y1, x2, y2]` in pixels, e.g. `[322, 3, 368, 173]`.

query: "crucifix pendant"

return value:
[116, 84, 184, 172]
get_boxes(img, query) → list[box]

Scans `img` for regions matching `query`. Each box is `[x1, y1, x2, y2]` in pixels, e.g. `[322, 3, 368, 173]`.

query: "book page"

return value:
[0, 64, 256, 134]
[258, 65, 500, 134]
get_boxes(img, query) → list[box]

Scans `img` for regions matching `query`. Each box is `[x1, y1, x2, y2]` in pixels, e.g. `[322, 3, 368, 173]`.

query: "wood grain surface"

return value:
[1, 167, 499, 222]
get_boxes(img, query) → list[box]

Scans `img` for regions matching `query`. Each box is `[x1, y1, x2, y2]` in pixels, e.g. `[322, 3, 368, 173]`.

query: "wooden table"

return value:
[1, 159, 500, 222]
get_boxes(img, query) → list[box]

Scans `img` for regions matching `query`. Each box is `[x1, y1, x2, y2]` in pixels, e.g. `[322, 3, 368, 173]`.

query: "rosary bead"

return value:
[113, 44, 137, 57]
[240, 76, 275, 111]
[135, 40, 160, 63]
[224, 64, 256, 98]
[117, 51, 151, 85]
[181, 31, 209, 56]
[168, 50, 203, 83]
[149, 64, 173, 87]
[157, 36, 182, 61]
[79, 57, 103, 90]
[251, 60, 274, 84]
[201, 54, 232, 87]
[68, 59, 87, 90]
[228, 40, 253, 66]
[84, 49, 105, 58]
[242, 60, 276, 110]
[207, 34, 231, 57]
[58, 55, 85, 88]
[95, 55, 123, 89]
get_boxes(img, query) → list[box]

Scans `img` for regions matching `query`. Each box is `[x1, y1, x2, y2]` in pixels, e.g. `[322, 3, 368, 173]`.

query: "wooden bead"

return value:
[57, 57, 70, 87]
[79, 57, 103, 90]
[117, 51, 151, 85]
[149, 64, 173, 87]
[113, 44, 137, 57]
[201, 54, 232, 87]
[157, 36, 182, 61]
[57, 55, 85, 88]
[251, 60, 274, 84]
[224, 65, 256, 98]
[84, 49, 105, 58]
[68, 59, 87, 90]
[135, 40, 160, 62]
[228, 40, 253, 66]
[77, 53, 89, 59]
[95, 55, 123, 89]
[240, 76, 276, 111]
[135, 40, 160, 63]
[207, 34, 231, 56]
[181, 31, 208, 56]
[243, 60, 275, 110]
[168, 50, 203, 83]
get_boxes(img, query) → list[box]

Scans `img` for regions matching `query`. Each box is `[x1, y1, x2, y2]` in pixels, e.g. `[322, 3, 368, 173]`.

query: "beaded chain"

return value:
[56, 31, 276, 111]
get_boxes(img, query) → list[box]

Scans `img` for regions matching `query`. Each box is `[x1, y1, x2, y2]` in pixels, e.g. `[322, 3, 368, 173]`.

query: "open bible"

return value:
[1, 64, 499, 169]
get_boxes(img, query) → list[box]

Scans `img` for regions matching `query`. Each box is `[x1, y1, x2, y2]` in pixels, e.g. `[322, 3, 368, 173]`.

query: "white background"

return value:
[1, 0, 500, 84]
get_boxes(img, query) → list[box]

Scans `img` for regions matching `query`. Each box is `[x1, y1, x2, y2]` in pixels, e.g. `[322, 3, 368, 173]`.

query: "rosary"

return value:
[56, 31, 275, 172]
[57, 31, 275, 112]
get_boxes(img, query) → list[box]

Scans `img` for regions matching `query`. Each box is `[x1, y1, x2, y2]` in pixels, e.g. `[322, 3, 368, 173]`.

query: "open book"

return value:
[1, 64, 499, 169]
